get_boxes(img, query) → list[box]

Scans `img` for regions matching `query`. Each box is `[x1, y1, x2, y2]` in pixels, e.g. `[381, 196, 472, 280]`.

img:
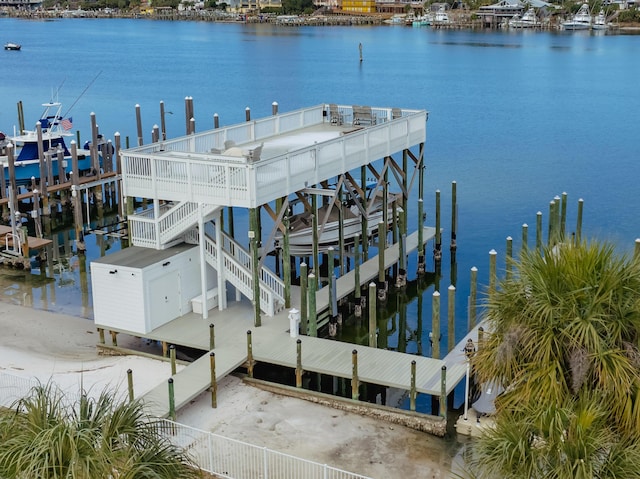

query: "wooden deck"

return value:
[0, 225, 52, 250]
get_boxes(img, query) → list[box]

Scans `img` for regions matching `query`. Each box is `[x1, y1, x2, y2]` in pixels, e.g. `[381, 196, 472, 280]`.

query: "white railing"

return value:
[121, 104, 427, 209]
[0, 373, 371, 479]
[129, 202, 221, 249]
[155, 419, 373, 479]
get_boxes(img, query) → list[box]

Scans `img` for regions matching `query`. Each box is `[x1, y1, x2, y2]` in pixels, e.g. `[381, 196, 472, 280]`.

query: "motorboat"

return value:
[509, 7, 540, 28]
[562, 3, 592, 30]
[4, 42, 21, 51]
[384, 14, 406, 25]
[412, 15, 431, 27]
[0, 101, 102, 186]
[273, 182, 402, 256]
[432, 6, 450, 25]
[592, 9, 610, 30]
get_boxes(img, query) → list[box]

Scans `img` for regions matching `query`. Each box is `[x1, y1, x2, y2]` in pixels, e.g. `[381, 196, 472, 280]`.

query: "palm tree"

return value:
[0, 382, 203, 479]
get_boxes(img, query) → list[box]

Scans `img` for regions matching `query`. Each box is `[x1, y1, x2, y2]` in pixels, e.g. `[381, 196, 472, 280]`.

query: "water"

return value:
[1, 18, 639, 405]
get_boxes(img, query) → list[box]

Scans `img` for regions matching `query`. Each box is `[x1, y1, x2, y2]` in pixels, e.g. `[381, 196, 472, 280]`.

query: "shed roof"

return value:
[92, 244, 195, 269]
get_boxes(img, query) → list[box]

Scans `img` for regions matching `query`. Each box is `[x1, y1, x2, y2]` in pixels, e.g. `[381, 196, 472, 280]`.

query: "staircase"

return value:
[129, 201, 220, 249]
[185, 229, 285, 317]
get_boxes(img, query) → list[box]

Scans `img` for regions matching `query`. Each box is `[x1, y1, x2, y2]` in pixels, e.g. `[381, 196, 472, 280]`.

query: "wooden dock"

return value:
[0, 225, 52, 250]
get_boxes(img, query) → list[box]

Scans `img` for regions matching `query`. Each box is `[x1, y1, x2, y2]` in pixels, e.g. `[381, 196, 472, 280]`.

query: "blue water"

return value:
[1, 18, 639, 359]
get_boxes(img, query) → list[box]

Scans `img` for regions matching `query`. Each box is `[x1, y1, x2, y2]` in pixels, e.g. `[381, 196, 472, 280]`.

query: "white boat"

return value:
[432, 7, 450, 25]
[273, 183, 402, 256]
[562, 3, 591, 30]
[592, 9, 609, 30]
[384, 14, 406, 25]
[4, 42, 21, 51]
[509, 7, 540, 28]
[412, 15, 431, 27]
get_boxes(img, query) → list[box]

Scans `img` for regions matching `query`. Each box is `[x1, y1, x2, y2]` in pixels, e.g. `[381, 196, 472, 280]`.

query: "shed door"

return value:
[149, 271, 181, 329]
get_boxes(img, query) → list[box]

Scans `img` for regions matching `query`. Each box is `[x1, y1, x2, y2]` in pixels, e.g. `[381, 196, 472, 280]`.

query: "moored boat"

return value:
[592, 9, 610, 30]
[4, 42, 21, 51]
[562, 3, 591, 30]
[0, 101, 101, 186]
[509, 7, 540, 28]
[412, 15, 432, 27]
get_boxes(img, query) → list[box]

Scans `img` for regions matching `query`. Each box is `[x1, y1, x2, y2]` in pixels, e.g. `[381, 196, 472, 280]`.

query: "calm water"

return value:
[1, 18, 639, 355]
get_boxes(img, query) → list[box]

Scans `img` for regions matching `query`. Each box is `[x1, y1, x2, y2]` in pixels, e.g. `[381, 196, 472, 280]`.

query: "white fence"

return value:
[0, 372, 370, 479]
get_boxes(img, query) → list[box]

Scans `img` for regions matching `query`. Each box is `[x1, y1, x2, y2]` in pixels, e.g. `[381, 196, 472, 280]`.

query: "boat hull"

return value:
[2, 151, 98, 185]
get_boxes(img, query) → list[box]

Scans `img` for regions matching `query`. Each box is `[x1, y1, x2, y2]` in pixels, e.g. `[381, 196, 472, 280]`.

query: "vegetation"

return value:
[465, 241, 640, 477]
[0, 382, 203, 479]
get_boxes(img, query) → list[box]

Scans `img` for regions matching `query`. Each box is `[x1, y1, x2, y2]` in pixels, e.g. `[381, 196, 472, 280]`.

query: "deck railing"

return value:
[0, 373, 372, 479]
[122, 104, 427, 209]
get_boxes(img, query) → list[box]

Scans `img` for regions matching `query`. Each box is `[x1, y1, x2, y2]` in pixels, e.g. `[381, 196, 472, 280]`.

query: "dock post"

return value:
[312, 209, 319, 276]
[110, 330, 117, 347]
[439, 365, 447, 419]
[506, 236, 513, 280]
[431, 291, 440, 359]
[561, 192, 568, 239]
[308, 273, 317, 337]
[162, 341, 168, 358]
[410, 360, 417, 411]
[368, 282, 377, 348]
[447, 285, 455, 353]
[98, 328, 105, 344]
[209, 323, 215, 350]
[135, 104, 143, 146]
[469, 267, 477, 329]
[417, 198, 425, 275]
[354, 234, 361, 300]
[127, 369, 134, 403]
[295, 339, 303, 388]
[489, 249, 497, 295]
[522, 223, 528, 254]
[328, 247, 336, 312]
[272, 101, 278, 115]
[246, 330, 254, 378]
[576, 198, 584, 243]
[300, 263, 308, 335]
[635, 239, 640, 260]
[554, 195, 562, 242]
[159, 100, 167, 141]
[351, 349, 359, 401]
[478, 326, 484, 348]
[548, 200, 556, 246]
[170, 345, 176, 376]
[245, 107, 251, 122]
[168, 378, 176, 421]
[377, 220, 387, 302]
[536, 211, 543, 252]
[338, 196, 345, 277]
[434, 190, 442, 264]
[360, 168, 368, 261]
[450, 181, 457, 253]
[249, 208, 261, 327]
[189, 118, 196, 135]
[214, 113, 219, 129]
[210, 352, 217, 408]
[152, 125, 159, 143]
[283, 215, 291, 308]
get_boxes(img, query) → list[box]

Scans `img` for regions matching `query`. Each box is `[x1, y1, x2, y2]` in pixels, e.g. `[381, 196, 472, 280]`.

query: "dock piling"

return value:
[489, 249, 497, 295]
[439, 365, 447, 419]
[536, 211, 543, 252]
[170, 345, 176, 375]
[434, 189, 442, 264]
[447, 285, 455, 353]
[246, 330, 254, 378]
[272, 101, 278, 115]
[576, 198, 584, 243]
[469, 267, 477, 329]
[127, 369, 134, 403]
[214, 113, 219, 129]
[450, 181, 457, 253]
[351, 349, 359, 400]
[506, 236, 512, 280]
[210, 352, 217, 408]
[368, 282, 377, 348]
[168, 378, 176, 421]
[410, 360, 417, 411]
[300, 263, 308, 335]
[209, 323, 215, 350]
[431, 291, 440, 359]
[522, 223, 528, 253]
[308, 273, 317, 337]
[135, 104, 143, 146]
[417, 198, 425, 274]
[296, 339, 303, 388]
[245, 107, 251, 122]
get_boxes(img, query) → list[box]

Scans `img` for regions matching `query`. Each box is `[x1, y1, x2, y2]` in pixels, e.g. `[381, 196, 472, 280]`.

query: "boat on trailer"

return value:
[0, 101, 101, 186]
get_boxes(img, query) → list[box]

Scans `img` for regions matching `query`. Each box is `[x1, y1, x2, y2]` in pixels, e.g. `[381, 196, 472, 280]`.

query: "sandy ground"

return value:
[0, 302, 466, 478]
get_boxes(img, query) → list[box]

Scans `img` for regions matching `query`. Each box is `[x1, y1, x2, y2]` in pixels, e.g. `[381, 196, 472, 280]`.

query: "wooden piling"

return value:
[249, 208, 261, 327]
[360, 168, 368, 261]
[506, 236, 512, 280]
[168, 378, 176, 421]
[328, 247, 336, 315]
[214, 113, 219, 129]
[245, 107, 251, 122]
[450, 181, 457, 252]
[576, 198, 584, 243]
[295, 339, 303, 388]
[368, 282, 377, 348]
[536, 211, 543, 252]
[300, 263, 308, 335]
[283, 215, 291, 308]
[489, 249, 497, 295]
[246, 330, 254, 378]
[351, 349, 359, 400]
[410, 360, 417, 411]
[159, 101, 167, 141]
[469, 266, 477, 329]
[209, 323, 215, 350]
[127, 369, 134, 403]
[432, 291, 440, 359]
[354, 234, 361, 300]
[522, 223, 528, 253]
[308, 273, 317, 337]
[635, 239, 640, 260]
[210, 352, 217, 408]
[447, 285, 455, 353]
[560, 192, 567, 239]
[170, 344, 176, 375]
[548, 200, 555, 246]
[378, 220, 386, 286]
[152, 125, 160, 143]
[439, 365, 447, 419]
[135, 104, 143, 146]
[434, 189, 441, 263]
[417, 198, 425, 274]
[272, 101, 278, 115]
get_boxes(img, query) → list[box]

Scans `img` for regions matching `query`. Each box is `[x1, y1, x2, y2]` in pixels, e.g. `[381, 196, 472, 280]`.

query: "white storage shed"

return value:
[91, 244, 215, 335]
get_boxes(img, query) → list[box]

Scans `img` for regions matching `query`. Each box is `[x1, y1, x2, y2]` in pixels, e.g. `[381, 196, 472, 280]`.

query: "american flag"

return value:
[61, 117, 73, 130]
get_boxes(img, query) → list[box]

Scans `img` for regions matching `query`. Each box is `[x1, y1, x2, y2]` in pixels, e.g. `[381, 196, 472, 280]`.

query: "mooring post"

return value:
[170, 345, 176, 376]
[417, 198, 425, 274]
[295, 339, 303, 388]
[576, 198, 584, 243]
[283, 215, 291, 308]
[561, 192, 568, 239]
[354, 234, 361, 300]
[522, 223, 528, 253]
[184, 96, 191, 134]
[536, 211, 543, 252]
[506, 236, 513, 280]
[434, 189, 442, 263]
[635, 239, 640, 260]
[439, 365, 447, 419]
[469, 266, 477, 329]
[245, 106, 251, 122]
[447, 285, 455, 353]
[210, 352, 217, 408]
[135, 104, 143, 146]
[299, 263, 308, 335]
[127, 369, 134, 403]
[151, 125, 159, 143]
[351, 349, 359, 400]
[246, 330, 254, 377]
[368, 282, 377, 348]
[450, 181, 457, 252]
[478, 326, 484, 348]
[410, 360, 417, 412]
[548, 200, 555, 246]
[213, 113, 219, 129]
[159, 100, 167, 141]
[190, 117, 196, 135]
[272, 101, 278, 115]
[249, 208, 261, 327]
[431, 291, 440, 359]
[378, 220, 387, 301]
[308, 273, 317, 337]
[489, 249, 497, 295]
[328, 247, 336, 312]
[168, 378, 176, 421]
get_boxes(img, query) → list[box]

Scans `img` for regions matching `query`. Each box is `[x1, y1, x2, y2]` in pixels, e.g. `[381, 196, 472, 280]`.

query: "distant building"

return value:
[341, 0, 377, 13]
[0, 0, 41, 8]
[476, 0, 551, 27]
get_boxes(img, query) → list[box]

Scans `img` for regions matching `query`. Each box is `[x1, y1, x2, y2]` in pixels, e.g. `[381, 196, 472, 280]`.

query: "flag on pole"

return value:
[61, 117, 73, 130]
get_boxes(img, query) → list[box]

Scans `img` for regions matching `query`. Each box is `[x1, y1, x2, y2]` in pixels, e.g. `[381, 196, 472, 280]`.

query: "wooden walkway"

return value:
[120, 226, 473, 419]
[0, 225, 52, 250]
